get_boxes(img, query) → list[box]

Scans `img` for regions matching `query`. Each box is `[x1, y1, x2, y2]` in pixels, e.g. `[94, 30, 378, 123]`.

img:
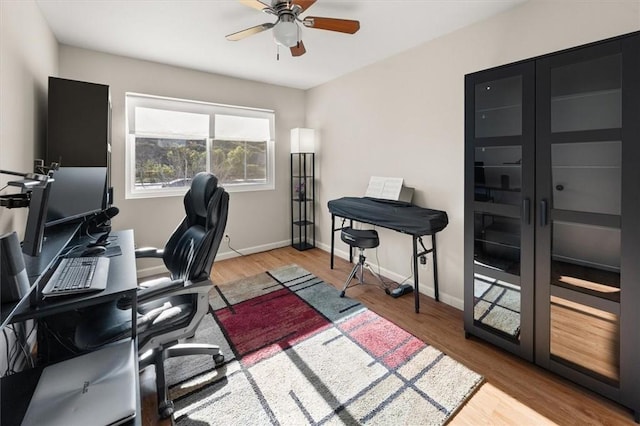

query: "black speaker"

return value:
[1, 231, 31, 303]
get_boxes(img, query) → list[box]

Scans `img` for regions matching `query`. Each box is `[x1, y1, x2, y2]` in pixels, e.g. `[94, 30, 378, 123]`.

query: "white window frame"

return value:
[125, 93, 275, 199]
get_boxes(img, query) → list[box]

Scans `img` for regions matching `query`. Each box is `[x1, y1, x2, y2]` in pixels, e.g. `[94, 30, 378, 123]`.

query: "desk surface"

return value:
[11, 230, 138, 322]
[1, 228, 140, 426]
[328, 197, 449, 236]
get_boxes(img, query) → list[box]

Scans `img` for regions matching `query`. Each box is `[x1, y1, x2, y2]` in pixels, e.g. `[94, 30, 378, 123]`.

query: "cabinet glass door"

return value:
[535, 40, 625, 389]
[465, 62, 535, 360]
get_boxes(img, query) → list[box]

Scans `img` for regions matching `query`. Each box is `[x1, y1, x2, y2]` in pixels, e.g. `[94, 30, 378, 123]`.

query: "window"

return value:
[125, 93, 275, 198]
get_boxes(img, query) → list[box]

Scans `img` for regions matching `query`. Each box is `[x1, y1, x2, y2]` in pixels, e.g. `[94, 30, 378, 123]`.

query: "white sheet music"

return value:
[365, 176, 404, 200]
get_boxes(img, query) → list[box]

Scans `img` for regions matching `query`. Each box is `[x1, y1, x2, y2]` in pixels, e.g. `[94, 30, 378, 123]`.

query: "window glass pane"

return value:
[474, 213, 521, 275]
[551, 141, 621, 215]
[551, 54, 621, 133]
[474, 146, 521, 205]
[474, 273, 521, 339]
[475, 75, 522, 138]
[212, 140, 267, 185]
[134, 138, 206, 190]
[550, 295, 619, 384]
[552, 221, 620, 299]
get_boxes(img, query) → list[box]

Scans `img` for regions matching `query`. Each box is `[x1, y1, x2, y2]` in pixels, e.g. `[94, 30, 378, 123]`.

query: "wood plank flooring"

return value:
[140, 247, 636, 425]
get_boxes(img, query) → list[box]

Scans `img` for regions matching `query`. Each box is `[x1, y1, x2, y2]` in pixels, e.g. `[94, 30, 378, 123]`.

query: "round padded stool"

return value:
[341, 227, 379, 249]
[339, 227, 387, 297]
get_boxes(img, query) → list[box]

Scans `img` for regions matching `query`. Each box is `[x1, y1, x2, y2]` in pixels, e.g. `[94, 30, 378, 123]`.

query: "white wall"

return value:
[306, 0, 640, 309]
[0, 0, 58, 236]
[0, 0, 58, 377]
[58, 46, 306, 276]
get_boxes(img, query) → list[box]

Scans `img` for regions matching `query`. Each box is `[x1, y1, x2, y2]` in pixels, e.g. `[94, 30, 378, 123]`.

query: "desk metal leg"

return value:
[413, 236, 420, 313]
[432, 234, 439, 302]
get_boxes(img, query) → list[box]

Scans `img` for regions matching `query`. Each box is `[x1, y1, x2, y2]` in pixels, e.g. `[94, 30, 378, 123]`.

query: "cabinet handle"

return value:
[522, 198, 530, 225]
[540, 199, 548, 226]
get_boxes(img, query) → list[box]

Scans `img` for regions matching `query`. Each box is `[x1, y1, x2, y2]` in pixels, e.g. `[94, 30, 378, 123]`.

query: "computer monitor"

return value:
[45, 167, 108, 228]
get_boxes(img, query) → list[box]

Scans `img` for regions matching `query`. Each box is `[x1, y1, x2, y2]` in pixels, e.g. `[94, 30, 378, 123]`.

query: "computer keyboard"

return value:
[42, 256, 110, 297]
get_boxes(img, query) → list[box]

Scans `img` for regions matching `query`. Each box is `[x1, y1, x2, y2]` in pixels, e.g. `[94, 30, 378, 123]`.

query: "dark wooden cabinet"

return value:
[291, 153, 315, 250]
[465, 31, 640, 420]
[47, 77, 111, 176]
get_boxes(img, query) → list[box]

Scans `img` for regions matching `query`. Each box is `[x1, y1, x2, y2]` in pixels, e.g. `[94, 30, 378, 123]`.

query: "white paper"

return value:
[365, 176, 404, 200]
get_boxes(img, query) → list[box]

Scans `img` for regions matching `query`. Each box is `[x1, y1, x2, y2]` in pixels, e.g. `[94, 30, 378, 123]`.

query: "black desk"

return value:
[328, 197, 449, 313]
[0, 228, 139, 426]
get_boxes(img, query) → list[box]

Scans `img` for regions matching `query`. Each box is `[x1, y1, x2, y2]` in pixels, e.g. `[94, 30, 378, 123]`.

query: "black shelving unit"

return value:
[291, 153, 315, 250]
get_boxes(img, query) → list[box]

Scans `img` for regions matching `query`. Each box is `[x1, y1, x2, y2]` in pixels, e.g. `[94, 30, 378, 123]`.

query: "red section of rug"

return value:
[338, 309, 426, 369]
[215, 288, 330, 366]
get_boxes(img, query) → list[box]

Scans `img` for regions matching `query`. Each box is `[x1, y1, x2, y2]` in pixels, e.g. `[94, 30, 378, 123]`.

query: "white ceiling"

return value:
[35, 0, 527, 90]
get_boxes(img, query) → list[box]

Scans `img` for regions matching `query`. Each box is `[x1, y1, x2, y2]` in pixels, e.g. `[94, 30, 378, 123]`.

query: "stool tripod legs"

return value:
[339, 251, 388, 297]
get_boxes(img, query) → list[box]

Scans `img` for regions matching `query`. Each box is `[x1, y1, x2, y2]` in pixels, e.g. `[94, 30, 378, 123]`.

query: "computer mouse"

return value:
[81, 245, 107, 257]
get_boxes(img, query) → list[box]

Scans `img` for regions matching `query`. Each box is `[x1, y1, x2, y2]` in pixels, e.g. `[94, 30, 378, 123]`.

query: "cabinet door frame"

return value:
[464, 61, 536, 361]
[534, 34, 640, 407]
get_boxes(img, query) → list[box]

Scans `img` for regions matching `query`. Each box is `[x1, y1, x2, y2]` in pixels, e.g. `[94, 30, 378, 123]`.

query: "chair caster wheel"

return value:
[213, 353, 225, 366]
[339, 291, 345, 298]
[159, 400, 174, 419]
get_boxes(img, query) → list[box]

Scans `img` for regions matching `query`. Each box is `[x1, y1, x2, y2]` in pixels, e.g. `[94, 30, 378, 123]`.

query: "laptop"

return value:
[21, 339, 137, 426]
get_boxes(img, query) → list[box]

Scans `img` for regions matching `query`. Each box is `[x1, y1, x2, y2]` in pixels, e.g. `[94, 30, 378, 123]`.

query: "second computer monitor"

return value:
[45, 167, 108, 228]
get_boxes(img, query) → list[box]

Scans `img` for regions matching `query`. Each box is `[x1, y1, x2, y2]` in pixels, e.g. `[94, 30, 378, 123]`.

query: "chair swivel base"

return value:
[148, 342, 225, 419]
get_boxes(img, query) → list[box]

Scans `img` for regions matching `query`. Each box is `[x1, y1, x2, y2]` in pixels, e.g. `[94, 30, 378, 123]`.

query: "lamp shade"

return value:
[290, 128, 315, 153]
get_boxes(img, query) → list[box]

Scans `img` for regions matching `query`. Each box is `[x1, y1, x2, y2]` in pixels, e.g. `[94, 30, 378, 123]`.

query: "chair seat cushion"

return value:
[340, 227, 379, 249]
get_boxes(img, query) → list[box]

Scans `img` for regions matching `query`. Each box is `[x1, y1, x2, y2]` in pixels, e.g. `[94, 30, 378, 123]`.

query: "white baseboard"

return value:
[137, 239, 463, 310]
[316, 241, 463, 310]
[136, 239, 291, 279]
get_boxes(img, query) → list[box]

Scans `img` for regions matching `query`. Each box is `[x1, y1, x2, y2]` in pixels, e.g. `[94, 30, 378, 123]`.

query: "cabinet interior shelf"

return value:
[475, 185, 521, 193]
[476, 103, 521, 113]
[476, 164, 522, 168]
[475, 238, 520, 251]
[551, 88, 621, 102]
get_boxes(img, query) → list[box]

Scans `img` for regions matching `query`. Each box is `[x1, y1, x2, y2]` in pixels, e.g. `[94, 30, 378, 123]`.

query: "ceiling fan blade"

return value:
[291, 0, 317, 13]
[302, 17, 360, 34]
[226, 23, 275, 41]
[290, 40, 306, 57]
[237, 0, 271, 11]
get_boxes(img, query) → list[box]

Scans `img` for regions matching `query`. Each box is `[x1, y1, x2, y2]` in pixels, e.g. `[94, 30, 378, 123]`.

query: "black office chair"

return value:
[339, 227, 389, 297]
[75, 172, 229, 419]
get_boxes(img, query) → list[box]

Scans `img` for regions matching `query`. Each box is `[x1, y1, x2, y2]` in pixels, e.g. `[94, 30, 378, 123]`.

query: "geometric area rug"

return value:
[168, 265, 483, 425]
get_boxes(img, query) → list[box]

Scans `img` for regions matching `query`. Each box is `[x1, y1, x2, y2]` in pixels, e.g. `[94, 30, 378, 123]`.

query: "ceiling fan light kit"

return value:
[273, 18, 298, 47]
[226, 0, 360, 57]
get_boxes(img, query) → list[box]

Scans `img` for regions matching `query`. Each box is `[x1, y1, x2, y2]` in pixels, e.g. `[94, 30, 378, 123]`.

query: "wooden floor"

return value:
[141, 247, 636, 425]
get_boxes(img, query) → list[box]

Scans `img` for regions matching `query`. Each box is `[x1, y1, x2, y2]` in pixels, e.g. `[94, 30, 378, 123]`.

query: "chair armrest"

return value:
[135, 247, 164, 258]
[117, 277, 185, 309]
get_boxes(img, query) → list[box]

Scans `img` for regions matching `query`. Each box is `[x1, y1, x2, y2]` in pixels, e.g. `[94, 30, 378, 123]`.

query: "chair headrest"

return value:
[189, 172, 218, 218]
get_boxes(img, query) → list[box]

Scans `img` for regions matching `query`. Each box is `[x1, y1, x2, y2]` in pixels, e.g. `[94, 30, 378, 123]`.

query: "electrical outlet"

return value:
[419, 255, 427, 269]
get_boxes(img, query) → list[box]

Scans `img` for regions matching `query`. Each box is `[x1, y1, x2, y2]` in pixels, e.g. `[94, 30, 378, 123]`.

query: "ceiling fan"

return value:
[226, 0, 360, 57]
